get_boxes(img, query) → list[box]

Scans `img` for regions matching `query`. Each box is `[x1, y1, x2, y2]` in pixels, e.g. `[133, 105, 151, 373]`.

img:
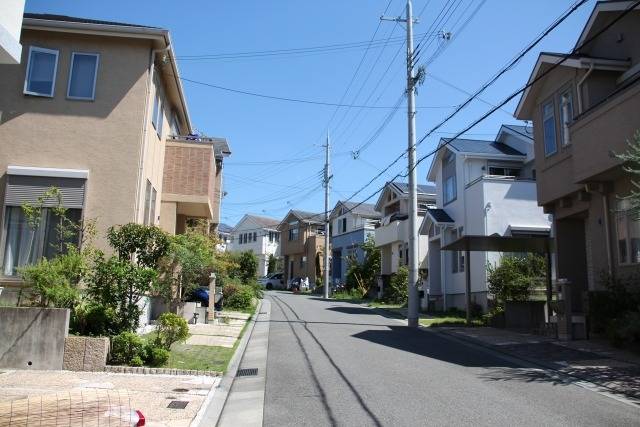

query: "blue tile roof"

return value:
[443, 138, 525, 156]
[391, 182, 437, 195]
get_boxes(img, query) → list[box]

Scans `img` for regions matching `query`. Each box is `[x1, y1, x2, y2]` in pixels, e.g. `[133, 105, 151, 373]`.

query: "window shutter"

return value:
[4, 175, 86, 209]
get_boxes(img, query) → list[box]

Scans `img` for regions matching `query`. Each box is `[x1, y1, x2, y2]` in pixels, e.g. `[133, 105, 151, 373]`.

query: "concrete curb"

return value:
[434, 328, 640, 405]
[191, 300, 263, 427]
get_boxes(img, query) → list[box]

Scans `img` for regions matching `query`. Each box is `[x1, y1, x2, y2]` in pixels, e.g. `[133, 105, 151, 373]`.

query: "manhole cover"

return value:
[237, 368, 258, 377]
[167, 400, 189, 409]
[172, 388, 189, 393]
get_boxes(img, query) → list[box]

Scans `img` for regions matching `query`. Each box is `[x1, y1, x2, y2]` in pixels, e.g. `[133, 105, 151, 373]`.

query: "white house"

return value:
[374, 182, 437, 292]
[0, 1, 25, 64]
[216, 223, 233, 252]
[228, 214, 281, 277]
[421, 124, 551, 312]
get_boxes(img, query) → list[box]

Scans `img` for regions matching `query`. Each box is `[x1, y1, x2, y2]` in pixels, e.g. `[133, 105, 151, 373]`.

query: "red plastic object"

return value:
[136, 410, 146, 426]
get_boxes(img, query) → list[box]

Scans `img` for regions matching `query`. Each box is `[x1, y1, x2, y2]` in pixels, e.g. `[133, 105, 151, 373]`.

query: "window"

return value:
[143, 180, 156, 225]
[67, 53, 99, 100]
[3, 206, 81, 276]
[150, 187, 157, 225]
[24, 46, 59, 97]
[442, 151, 456, 204]
[542, 100, 557, 156]
[288, 221, 299, 241]
[170, 113, 180, 136]
[341, 218, 347, 233]
[616, 199, 640, 264]
[253, 232, 257, 242]
[559, 89, 574, 146]
[488, 166, 521, 177]
[151, 78, 164, 138]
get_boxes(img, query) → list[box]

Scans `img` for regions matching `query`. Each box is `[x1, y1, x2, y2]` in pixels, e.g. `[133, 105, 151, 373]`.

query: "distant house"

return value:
[278, 210, 326, 285]
[329, 201, 381, 285]
[216, 223, 233, 252]
[515, 1, 640, 313]
[421, 125, 550, 312]
[227, 214, 280, 277]
[0, 0, 25, 64]
[374, 182, 436, 292]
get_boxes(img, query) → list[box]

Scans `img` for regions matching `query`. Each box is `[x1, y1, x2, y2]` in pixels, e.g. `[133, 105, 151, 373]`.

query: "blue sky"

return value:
[25, 0, 596, 226]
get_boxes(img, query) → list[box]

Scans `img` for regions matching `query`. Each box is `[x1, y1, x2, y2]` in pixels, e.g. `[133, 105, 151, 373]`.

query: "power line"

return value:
[179, 76, 456, 109]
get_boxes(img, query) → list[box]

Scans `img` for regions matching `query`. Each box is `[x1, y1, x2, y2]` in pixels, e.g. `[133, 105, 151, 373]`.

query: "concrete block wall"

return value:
[0, 307, 70, 370]
[63, 336, 109, 371]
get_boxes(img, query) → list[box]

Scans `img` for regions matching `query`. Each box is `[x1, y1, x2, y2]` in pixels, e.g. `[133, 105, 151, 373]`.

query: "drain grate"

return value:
[237, 368, 258, 377]
[167, 400, 189, 409]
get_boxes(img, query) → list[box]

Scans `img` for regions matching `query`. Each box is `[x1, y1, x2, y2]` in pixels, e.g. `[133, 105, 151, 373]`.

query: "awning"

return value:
[441, 235, 554, 253]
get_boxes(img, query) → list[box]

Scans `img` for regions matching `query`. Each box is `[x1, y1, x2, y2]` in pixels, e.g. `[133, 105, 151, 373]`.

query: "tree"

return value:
[615, 131, 640, 219]
[87, 223, 170, 333]
[486, 254, 546, 309]
[384, 265, 408, 304]
[345, 236, 381, 298]
[267, 254, 277, 274]
[237, 250, 258, 283]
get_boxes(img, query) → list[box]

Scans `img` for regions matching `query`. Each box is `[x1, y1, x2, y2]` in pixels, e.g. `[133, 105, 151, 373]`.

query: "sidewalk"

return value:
[438, 326, 640, 402]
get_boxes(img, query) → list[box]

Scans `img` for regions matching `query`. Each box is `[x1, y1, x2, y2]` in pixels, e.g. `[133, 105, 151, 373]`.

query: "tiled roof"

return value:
[340, 201, 381, 218]
[245, 214, 280, 229]
[217, 223, 233, 234]
[427, 209, 454, 223]
[502, 124, 534, 140]
[23, 13, 158, 29]
[391, 182, 437, 195]
[291, 210, 324, 224]
[444, 138, 525, 156]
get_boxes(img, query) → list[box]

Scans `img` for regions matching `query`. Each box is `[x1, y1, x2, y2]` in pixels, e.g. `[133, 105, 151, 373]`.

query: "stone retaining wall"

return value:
[63, 336, 109, 371]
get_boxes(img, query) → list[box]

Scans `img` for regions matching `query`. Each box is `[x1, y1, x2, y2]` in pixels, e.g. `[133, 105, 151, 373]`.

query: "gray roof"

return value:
[339, 201, 381, 219]
[427, 209, 454, 223]
[391, 182, 437, 195]
[244, 214, 280, 229]
[502, 124, 534, 140]
[24, 13, 158, 28]
[291, 210, 325, 224]
[443, 138, 525, 156]
[217, 223, 233, 234]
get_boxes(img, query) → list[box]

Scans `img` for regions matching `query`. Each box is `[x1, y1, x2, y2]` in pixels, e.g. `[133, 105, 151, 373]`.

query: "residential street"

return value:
[264, 292, 640, 427]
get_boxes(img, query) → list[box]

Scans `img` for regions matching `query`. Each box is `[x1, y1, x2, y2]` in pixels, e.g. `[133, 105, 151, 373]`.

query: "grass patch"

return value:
[419, 312, 483, 328]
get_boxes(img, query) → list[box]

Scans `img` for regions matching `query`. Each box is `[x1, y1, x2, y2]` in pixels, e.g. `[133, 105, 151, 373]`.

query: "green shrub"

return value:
[246, 280, 263, 299]
[110, 332, 144, 365]
[129, 355, 144, 367]
[223, 283, 255, 311]
[71, 302, 116, 337]
[237, 251, 259, 283]
[487, 254, 545, 308]
[143, 344, 170, 367]
[154, 313, 190, 350]
[384, 266, 408, 305]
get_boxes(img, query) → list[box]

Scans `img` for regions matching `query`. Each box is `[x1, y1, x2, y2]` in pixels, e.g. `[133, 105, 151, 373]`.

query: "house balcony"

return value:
[161, 135, 229, 233]
[375, 215, 409, 247]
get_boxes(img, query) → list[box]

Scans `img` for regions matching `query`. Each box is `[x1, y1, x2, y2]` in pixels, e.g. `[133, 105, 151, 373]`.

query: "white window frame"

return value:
[23, 46, 59, 97]
[542, 99, 558, 156]
[66, 52, 100, 101]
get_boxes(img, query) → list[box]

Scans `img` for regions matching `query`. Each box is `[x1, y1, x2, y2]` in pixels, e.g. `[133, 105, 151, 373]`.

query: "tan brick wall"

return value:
[163, 144, 214, 197]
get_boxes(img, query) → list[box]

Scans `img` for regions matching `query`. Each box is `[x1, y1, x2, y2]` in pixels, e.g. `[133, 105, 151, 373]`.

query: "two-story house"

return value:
[374, 182, 436, 285]
[228, 214, 280, 277]
[0, 14, 230, 301]
[421, 125, 551, 312]
[329, 201, 381, 285]
[278, 210, 326, 285]
[515, 1, 640, 313]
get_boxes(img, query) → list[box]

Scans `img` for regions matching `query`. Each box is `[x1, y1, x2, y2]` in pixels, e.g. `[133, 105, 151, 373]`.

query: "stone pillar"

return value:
[208, 273, 217, 322]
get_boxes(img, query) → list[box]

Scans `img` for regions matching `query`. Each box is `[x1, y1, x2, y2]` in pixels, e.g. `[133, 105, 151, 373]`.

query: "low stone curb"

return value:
[104, 365, 221, 377]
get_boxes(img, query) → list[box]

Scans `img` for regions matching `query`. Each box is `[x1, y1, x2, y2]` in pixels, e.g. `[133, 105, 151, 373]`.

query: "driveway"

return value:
[264, 292, 640, 426]
[0, 369, 218, 426]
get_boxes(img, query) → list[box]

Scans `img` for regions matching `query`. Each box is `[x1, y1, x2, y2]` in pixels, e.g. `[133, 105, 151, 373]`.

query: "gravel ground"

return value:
[0, 369, 218, 427]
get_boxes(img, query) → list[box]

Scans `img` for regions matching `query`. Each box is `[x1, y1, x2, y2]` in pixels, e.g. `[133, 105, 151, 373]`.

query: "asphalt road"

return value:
[263, 291, 640, 427]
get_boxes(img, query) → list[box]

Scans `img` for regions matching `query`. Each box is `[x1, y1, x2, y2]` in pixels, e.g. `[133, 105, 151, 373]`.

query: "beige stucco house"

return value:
[515, 1, 640, 314]
[0, 14, 230, 297]
[278, 210, 326, 285]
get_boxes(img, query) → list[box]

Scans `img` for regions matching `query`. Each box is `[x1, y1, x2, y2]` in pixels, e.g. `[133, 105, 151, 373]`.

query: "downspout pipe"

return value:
[577, 63, 594, 114]
[134, 43, 171, 223]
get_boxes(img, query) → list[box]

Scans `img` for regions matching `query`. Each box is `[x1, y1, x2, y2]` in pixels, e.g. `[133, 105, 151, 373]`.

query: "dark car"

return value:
[188, 287, 223, 310]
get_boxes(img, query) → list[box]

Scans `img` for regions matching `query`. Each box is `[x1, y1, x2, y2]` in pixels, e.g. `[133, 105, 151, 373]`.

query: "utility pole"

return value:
[323, 131, 331, 300]
[382, 0, 420, 328]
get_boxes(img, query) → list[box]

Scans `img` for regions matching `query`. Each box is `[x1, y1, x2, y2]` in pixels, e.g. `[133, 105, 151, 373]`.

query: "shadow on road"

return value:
[352, 326, 521, 368]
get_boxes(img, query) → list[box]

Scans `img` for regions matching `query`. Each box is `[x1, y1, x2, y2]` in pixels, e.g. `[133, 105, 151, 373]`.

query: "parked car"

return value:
[262, 273, 285, 290]
[187, 287, 223, 311]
